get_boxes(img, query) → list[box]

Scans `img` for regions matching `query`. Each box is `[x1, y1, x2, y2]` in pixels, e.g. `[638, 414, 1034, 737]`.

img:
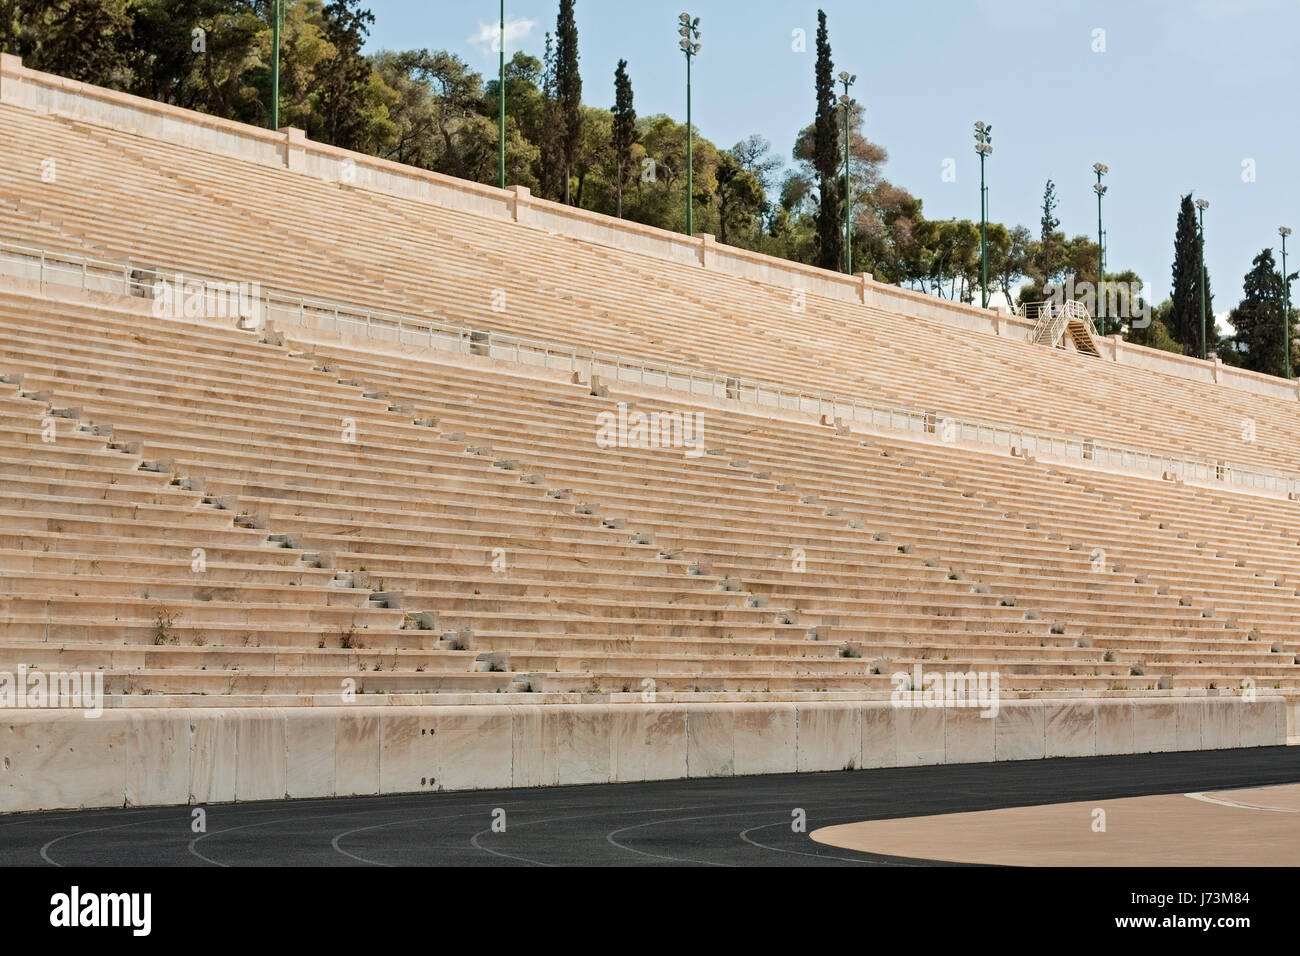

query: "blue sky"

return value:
[362, 0, 1300, 308]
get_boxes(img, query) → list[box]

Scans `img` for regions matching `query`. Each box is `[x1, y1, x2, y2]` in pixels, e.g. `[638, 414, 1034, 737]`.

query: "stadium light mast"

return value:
[974, 122, 992, 308]
[270, 0, 281, 130]
[839, 72, 856, 275]
[1093, 163, 1108, 335]
[1282, 226, 1292, 379]
[498, 0, 505, 189]
[1196, 197, 1210, 360]
[678, 12, 701, 236]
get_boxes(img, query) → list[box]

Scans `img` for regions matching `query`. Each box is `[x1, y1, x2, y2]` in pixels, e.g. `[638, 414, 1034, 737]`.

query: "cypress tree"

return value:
[554, 0, 582, 205]
[1169, 194, 1216, 357]
[812, 9, 841, 271]
[611, 58, 636, 219]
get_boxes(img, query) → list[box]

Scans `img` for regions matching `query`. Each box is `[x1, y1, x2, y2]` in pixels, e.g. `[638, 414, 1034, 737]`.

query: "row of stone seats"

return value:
[0, 98, 1298, 702]
[0, 286, 1218, 702]
[2, 102, 1300, 478]
[289, 326, 1300, 696]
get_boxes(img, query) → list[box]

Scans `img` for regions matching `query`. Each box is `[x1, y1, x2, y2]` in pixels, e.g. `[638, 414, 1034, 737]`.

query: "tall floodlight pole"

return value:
[1093, 163, 1108, 335]
[974, 122, 992, 308]
[498, 0, 505, 188]
[839, 72, 856, 275]
[678, 13, 701, 236]
[1196, 198, 1210, 361]
[270, 0, 281, 130]
[1282, 226, 1292, 378]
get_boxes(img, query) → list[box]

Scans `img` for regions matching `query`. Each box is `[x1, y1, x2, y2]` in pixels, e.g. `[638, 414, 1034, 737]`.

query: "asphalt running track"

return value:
[5, 746, 1299, 866]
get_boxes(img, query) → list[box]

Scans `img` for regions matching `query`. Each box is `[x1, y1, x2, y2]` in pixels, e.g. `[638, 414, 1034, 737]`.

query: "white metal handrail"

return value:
[3, 236, 1299, 499]
[1024, 299, 1096, 347]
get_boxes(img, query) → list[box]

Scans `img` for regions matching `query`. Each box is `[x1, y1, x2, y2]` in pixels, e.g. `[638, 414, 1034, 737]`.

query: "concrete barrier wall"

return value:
[0, 53, 286, 169]
[521, 191, 702, 269]
[867, 282, 1003, 335]
[0, 697, 1285, 812]
[1218, 360, 1300, 400]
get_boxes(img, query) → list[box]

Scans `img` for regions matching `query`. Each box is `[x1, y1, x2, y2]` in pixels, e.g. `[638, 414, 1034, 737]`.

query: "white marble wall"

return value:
[0, 697, 1286, 813]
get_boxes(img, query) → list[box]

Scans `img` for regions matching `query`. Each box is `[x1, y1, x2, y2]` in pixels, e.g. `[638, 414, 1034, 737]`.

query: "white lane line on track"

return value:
[39, 814, 178, 867]
[471, 804, 712, 866]
[605, 813, 733, 866]
[603, 797, 916, 866]
[188, 800, 508, 867]
[1184, 791, 1300, 812]
[332, 813, 460, 867]
[189, 818, 296, 867]
[33, 792, 470, 864]
[738, 819, 917, 866]
[329, 802, 579, 866]
[45, 801, 371, 867]
[468, 826, 554, 866]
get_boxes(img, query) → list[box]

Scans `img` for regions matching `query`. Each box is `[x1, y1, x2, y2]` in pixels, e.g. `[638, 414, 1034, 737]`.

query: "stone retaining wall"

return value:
[1, 697, 1286, 812]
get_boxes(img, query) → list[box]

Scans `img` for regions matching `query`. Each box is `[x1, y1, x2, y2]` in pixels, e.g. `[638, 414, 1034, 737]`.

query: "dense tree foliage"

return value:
[1168, 194, 1217, 358]
[1221, 249, 1295, 376]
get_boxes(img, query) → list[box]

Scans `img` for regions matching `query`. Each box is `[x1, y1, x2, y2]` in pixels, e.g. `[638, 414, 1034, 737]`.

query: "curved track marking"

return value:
[10, 750, 1296, 866]
[604, 811, 733, 866]
[471, 804, 713, 866]
[603, 797, 908, 866]
[329, 802, 570, 866]
[186, 801, 463, 867]
[39, 813, 178, 867]
[740, 818, 915, 866]
[468, 826, 555, 866]
[1184, 791, 1300, 813]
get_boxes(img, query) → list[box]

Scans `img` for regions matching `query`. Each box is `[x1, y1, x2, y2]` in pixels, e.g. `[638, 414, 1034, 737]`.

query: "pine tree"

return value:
[812, 9, 841, 272]
[1226, 249, 1286, 376]
[611, 58, 636, 218]
[554, 0, 582, 205]
[1169, 194, 1216, 357]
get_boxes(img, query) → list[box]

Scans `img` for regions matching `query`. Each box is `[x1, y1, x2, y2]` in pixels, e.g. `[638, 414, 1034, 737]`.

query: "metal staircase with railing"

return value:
[1022, 299, 1100, 356]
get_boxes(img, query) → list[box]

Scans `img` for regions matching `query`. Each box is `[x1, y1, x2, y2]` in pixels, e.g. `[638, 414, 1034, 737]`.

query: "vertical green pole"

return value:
[844, 95, 851, 274]
[270, 0, 281, 130]
[1283, 231, 1291, 378]
[1096, 184, 1104, 335]
[498, 0, 505, 189]
[974, 124, 991, 308]
[979, 152, 987, 308]
[685, 51, 693, 237]
[1198, 206, 1207, 361]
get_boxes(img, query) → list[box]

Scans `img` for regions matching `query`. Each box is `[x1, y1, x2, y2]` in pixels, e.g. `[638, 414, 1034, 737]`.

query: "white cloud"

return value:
[468, 16, 537, 58]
